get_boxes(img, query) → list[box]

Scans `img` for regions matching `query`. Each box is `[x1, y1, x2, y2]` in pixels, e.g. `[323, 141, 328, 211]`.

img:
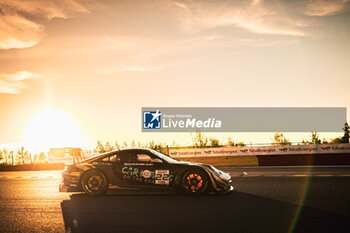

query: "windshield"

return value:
[81, 151, 115, 163]
[151, 150, 179, 164]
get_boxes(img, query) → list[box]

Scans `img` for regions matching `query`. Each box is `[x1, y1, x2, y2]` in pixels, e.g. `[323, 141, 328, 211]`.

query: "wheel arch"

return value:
[175, 166, 213, 191]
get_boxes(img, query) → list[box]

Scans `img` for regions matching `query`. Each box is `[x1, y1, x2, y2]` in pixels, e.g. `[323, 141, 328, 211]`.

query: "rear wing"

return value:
[50, 147, 86, 164]
[72, 151, 85, 164]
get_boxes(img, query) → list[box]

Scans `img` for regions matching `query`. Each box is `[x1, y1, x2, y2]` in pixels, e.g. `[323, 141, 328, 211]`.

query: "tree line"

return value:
[0, 146, 47, 165]
[271, 122, 349, 145]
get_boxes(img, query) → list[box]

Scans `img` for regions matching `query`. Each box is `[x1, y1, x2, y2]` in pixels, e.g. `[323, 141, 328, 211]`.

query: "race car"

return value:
[59, 148, 233, 195]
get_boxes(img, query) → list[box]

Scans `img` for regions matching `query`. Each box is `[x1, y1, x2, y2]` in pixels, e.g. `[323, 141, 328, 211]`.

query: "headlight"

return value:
[210, 165, 221, 174]
[219, 173, 230, 180]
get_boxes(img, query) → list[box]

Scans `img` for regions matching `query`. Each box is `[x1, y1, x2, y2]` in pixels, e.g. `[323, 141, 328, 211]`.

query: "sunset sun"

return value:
[21, 105, 84, 152]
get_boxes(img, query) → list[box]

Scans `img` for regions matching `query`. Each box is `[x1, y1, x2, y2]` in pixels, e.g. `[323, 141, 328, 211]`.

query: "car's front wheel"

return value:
[181, 169, 209, 195]
[81, 169, 108, 196]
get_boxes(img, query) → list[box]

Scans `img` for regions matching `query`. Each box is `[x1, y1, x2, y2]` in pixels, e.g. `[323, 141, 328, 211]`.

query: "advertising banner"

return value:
[169, 144, 350, 158]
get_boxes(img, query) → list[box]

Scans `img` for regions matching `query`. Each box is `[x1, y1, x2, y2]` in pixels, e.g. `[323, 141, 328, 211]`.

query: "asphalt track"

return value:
[0, 166, 349, 233]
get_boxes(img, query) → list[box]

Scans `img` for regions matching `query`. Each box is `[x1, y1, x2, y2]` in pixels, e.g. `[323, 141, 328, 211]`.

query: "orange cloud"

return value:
[304, 0, 349, 16]
[0, 80, 26, 94]
[0, 71, 42, 94]
[0, 0, 88, 49]
[171, 0, 305, 36]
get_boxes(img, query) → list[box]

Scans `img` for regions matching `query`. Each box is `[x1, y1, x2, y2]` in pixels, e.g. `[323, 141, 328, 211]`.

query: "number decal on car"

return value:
[155, 170, 170, 185]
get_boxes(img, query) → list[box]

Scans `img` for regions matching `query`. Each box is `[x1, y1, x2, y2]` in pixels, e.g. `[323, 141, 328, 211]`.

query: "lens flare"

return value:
[287, 145, 316, 233]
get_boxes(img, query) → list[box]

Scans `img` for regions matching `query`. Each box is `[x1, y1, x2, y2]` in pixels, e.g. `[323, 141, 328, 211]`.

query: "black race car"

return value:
[59, 148, 233, 195]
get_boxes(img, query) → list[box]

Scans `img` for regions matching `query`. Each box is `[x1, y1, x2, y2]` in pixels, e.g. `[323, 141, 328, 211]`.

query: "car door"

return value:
[112, 150, 169, 187]
[134, 151, 175, 187]
[92, 152, 127, 186]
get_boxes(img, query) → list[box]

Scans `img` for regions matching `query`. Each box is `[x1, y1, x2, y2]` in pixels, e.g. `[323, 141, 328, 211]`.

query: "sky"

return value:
[0, 0, 349, 152]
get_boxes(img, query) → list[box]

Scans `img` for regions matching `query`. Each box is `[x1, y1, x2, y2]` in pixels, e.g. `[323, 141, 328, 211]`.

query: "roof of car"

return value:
[81, 148, 154, 163]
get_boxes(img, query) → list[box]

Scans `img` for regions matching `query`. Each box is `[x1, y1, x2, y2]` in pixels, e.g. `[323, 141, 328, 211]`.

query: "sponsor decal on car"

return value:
[92, 161, 112, 166]
[121, 167, 173, 185]
[124, 163, 153, 166]
[142, 170, 151, 179]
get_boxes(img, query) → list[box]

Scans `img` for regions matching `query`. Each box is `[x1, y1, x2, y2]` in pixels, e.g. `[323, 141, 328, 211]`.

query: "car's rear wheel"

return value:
[81, 170, 108, 196]
[181, 169, 209, 195]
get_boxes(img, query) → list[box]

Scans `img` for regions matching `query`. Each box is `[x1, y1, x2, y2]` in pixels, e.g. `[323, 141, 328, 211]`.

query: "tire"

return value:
[181, 169, 209, 195]
[81, 169, 108, 196]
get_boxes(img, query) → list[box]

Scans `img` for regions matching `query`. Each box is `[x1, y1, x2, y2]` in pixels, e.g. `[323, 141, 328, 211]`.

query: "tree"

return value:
[95, 140, 105, 153]
[9, 151, 14, 165]
[226, 137, 246, 147]
[342, 122, 349, 143]
[32, 154, 40, 163]
[226, 137, 235, 147]
[0, 150, 3, 162]
[105, 141, 114, 152]
[122, 141, 128, 149]
[209, 137, 220, 147]
[192, 130, 208, 148]
[235, 142, 246, 147]
[321, 138, 329, 144]
[39, 152, 47, 162]
[115, 141, 121, 150]
[17, 146, 29, 164]
[147, 141, 155, 150]
[2, 148, 8, 164]
[131, 140, 136, 148]
[328, 122, 349, 144]
[311, 132, 321, 144]
[330, 137, 343, 144]
[301, 139, 308, 145]
[271, 133, 291, 145]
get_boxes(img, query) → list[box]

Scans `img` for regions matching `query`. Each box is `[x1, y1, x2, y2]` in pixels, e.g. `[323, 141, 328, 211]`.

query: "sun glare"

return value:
[21, 106, 84, 152]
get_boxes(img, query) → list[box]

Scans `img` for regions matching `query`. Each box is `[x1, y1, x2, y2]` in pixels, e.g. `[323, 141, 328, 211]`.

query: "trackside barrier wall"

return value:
[170, 144, 350, 166]
[0, 163, 65, 171]
[176, 156, 259, 166]
[175, 154, 350, 166]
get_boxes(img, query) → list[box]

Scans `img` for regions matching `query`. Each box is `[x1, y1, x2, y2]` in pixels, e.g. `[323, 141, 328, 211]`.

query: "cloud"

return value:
[0, 80, 25, 94]
[171, 0, 306, 36]
[0, 71, 42, 94]
[0, 0, 88, 49]
[0, 13, 44, 49]
[2, 71, 42, 81]
[101, 63, 179, 74]
[304, 0, 349, 16]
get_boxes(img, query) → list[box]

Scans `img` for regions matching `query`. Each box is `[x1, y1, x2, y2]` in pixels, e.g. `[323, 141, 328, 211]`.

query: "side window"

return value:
[137, 153, 163, 163]
[137, 154, 153, 162]
[120, 152, 138, 163]
[110, 154, 119, 162]
[101, 156, 110, 162]
[100, 154, 120, 162]
[119, 151, 162, 163]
